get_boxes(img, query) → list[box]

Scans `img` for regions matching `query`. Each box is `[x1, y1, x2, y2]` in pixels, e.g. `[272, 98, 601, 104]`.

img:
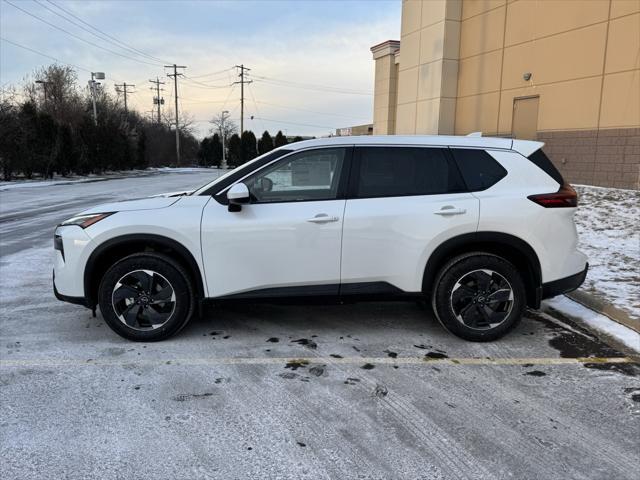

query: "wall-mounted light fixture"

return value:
[523, 72, 532, 81]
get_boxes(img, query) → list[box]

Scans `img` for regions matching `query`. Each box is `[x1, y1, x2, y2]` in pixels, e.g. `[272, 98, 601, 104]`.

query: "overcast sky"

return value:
[0, 0, 400, 138]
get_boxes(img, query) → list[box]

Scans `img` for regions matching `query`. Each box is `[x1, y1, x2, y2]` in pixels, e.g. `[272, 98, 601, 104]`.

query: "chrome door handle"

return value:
[306, 214, 339, 224]
[434, 206, 466, 216]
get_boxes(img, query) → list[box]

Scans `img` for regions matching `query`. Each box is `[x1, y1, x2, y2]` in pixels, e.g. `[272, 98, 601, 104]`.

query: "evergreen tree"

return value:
[227, 133, 242, 167]
[274, 130, 288, 147]
[136, 128, 147, 169]
[241, 130, 258, 164]
[210, 133, 223, 167]
[198, 137, 211, 166]
[291, 136, 304, 143]
[258, 130, 274, 155]
[54, 124, 76, 176]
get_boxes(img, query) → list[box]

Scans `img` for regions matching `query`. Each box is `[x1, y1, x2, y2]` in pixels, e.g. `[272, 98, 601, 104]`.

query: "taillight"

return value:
[528, 183, 578, 208]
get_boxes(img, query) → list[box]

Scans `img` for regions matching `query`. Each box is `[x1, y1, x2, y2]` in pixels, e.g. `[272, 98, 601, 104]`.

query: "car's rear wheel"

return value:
[98, 253, 195, 341]
[431, 253, 525, 341]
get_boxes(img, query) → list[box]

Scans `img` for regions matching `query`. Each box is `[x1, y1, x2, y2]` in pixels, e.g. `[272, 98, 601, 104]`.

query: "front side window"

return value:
[353, 147, 466, 198]
[243, 148, 346, 203]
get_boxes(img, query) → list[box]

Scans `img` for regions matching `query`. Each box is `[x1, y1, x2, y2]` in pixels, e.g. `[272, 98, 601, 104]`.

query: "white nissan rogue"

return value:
[53, 135, 588, 342]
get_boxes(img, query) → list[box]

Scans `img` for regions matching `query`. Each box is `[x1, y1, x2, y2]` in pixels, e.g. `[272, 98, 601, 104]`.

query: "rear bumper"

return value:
[541, 263, 588, 300]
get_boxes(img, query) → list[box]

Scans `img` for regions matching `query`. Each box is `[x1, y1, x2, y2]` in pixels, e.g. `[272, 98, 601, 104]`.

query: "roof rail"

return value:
[466, 132, 482, 137]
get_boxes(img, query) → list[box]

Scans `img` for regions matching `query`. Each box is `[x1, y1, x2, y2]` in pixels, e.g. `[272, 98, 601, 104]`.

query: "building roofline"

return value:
[370, 40, 400, 59]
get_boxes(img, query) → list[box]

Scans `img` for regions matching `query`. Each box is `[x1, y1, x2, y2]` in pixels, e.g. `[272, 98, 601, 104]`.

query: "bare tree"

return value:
[209, 112, 237, 140]
[161, 108, 196, 136]
[23, 65, 83, 126]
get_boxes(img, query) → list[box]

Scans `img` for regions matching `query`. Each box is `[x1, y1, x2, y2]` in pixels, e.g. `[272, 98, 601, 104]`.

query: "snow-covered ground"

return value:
[0, 167, 217, 191]
[573, 185, 639, 323]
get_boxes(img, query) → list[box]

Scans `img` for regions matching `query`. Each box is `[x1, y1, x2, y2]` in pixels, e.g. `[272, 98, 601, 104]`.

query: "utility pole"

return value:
[221, 110, 229, 169]
[115, 82, 135, 114]
[149, 77, 165, 123]
[233, 64, 252, 134]
[89, 72, 105, 126]
[165, 64, 187, 165]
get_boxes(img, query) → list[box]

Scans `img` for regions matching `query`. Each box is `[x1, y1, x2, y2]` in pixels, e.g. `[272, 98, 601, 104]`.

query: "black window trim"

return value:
[347, 145, 469, 200]
[213, 146, 354, 206]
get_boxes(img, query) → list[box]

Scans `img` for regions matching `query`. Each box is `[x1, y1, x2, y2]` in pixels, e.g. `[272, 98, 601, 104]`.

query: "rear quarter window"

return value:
[450, 148, 507, 191]
[527, 149, 564, 185]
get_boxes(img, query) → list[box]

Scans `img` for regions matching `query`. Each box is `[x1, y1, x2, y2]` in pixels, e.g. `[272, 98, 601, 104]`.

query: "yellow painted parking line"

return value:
[0, 356, 637, 368]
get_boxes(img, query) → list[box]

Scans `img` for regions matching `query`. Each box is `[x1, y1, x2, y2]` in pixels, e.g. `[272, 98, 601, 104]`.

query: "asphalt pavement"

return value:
[1, 171, 638, 480]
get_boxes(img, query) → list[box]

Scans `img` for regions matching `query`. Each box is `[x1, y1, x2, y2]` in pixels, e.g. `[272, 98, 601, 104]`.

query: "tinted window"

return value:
[450, 149, 507, 191]
[528, 149, 564, 185]
[244, 148, 346, 203]
[354, 147, 465, 198]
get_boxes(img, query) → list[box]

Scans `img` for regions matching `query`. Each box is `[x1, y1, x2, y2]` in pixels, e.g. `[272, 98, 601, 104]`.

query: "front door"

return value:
[201, 147, 350, 297]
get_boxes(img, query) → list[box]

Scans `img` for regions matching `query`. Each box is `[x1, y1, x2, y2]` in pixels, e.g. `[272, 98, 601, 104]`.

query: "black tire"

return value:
[98, 252, 195, 341]
[430, 252, 525, 342]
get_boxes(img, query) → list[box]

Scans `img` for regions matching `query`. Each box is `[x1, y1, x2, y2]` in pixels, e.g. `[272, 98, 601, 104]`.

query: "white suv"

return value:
[53, 135, 588, 342]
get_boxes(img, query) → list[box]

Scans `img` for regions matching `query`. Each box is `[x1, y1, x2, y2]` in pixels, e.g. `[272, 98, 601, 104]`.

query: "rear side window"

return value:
[450, 149, 507, 191]
[353, 147, 466, 198]
[527, 149, 564, 185]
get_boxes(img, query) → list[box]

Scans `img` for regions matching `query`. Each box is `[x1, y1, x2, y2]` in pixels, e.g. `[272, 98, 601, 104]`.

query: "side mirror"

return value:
[227, 183, 250, 212]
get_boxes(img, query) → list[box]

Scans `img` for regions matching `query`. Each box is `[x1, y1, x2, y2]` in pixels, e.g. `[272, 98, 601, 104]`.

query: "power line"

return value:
[221, 84, 236, 112]
[0, 36, 93, 73]
[247, 83, 266, 134]
[43, 0, 173, 64]
[180, 97, 235, 104]
[4, 0, 163, 67]
[180, 76, 232, 89]
[252, 75, 372, 96]
[253, 99, 371, 121]
[250, 116, 337, 130]
[34, 0, 172, 66]
[187, 67, 235, 79]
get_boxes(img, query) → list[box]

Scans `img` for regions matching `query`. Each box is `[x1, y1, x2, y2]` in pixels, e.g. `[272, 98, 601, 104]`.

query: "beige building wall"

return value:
[371, 40, 400, 134]
[372, 0, 640, 189]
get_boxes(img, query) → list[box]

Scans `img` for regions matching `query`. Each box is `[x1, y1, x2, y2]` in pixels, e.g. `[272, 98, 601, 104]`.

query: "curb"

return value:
[566, 289, 639, 334]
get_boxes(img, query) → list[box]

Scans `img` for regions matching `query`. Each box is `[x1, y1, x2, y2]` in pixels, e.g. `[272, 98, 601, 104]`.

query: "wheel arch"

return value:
[84, 234, 205, 308]
[422, 232, 542, 308]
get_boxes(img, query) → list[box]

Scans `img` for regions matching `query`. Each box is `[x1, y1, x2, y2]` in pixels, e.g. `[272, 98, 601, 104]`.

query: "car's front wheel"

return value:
[431, 253, 526, 341]
[98, 253, 195, 341]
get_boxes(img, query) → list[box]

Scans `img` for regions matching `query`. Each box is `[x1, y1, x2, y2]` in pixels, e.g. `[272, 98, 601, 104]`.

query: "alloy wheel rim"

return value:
[112, 269, 176, 331]
[450, 269, 514, 330]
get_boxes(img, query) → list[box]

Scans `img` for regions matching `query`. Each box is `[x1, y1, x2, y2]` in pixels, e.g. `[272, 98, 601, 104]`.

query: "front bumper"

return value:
[53, 271, 89, 308]
[52, 225, 93, 302]
[541, 263, 588, 300]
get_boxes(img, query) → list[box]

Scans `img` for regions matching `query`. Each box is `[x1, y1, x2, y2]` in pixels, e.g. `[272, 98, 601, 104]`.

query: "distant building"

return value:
[286, 135, 315, 143]
[371, 0, 639, 189]
[336, 124, 374, 136]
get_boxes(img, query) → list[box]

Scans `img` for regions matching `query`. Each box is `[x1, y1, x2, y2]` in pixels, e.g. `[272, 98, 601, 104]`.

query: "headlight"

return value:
[60, 212, 114, 228]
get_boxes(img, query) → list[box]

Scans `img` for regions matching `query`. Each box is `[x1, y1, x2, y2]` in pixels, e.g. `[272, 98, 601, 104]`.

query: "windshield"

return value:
[191, 149, 291, 195]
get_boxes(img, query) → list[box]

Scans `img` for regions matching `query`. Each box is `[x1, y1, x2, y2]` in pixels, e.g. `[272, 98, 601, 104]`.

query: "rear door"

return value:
[340, 146, 479, 293]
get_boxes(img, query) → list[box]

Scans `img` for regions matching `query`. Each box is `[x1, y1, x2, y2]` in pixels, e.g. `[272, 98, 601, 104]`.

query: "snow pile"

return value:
[574, 185, 639, 323]
[545, 296, 639, 353]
